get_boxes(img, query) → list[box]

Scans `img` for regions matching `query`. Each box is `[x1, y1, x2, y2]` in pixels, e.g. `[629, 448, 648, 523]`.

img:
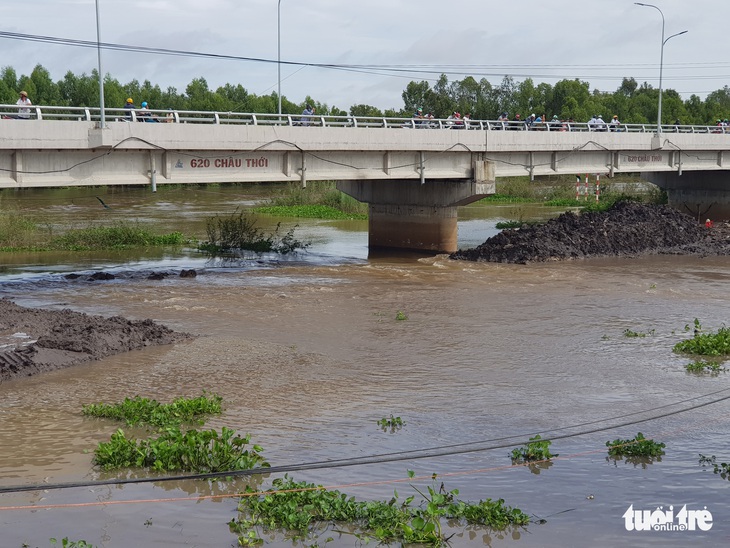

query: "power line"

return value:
[1, 30, 728, 91]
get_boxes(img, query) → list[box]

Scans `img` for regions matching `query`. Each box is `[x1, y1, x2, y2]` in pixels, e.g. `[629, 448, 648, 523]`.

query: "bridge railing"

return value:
[0, 103, 728, 134]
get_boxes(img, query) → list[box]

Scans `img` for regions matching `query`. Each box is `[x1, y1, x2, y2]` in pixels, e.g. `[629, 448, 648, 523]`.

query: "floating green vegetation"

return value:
[606, 433, 665, 458]
[92, 427, 269, 473]
[82, 394, 223, 428]
[674, 319, 730, 357]
[699, 454, 730, 480]
[623, 328, 655, 338]
[229, 472, 529, 546]
[377, 414, 405, 432]
[685, 360, 727, 374]
[253, 204, 367, 220]
[200, 209, 309, 255]
[510, 435, 557, 463]
[395, 310, 408, 321]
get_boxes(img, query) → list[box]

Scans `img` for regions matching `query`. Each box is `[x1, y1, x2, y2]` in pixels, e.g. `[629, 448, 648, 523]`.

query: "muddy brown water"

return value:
[1, 186, 729, 547]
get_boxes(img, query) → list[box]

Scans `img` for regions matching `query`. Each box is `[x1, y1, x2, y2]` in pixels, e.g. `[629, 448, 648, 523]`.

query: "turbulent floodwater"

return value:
[1, 186, 729, 547]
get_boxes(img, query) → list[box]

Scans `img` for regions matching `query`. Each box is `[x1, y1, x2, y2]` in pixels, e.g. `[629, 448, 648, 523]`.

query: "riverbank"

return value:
[0, 299, 191, 382]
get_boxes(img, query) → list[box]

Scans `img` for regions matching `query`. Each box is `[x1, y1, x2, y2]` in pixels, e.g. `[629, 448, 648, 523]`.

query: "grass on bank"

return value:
[0, 214, 190, 252]
[259, 181, 368, 217]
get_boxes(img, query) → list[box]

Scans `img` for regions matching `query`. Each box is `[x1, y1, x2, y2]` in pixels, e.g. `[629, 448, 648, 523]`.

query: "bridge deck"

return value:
[0, 107, 729, 188]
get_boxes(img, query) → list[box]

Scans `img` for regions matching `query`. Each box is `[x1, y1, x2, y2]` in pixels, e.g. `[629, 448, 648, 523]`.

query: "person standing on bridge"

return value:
[16, 91, 31, 119]
[301, 104, 314, 126]
[609, 115, 621, 132]
[123, 98, 136, 121]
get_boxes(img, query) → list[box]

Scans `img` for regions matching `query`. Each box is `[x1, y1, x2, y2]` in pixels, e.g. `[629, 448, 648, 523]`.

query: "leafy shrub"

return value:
[200, 209, 309, 255]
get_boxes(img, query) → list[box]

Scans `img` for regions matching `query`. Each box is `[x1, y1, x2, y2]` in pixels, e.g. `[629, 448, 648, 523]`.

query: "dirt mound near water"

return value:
[0, 300, 192, 382]
[450, 202, 730, 264]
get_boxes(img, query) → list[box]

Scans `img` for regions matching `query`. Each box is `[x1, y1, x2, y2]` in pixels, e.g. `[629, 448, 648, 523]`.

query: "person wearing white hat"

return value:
[16, 90, 31, 119]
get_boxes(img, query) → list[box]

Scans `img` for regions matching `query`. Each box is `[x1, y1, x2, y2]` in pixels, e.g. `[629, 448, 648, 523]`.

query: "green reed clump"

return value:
[82, 394, 223, 428]
[510, 435, 557, 463]
[0, 210, 45, 249]
[93, 427, 269, 473]
[200, 209, 309, 254]
[49, 223, 188, 251]
[230, 472, 529, 547]
[606, 432, 665, 458]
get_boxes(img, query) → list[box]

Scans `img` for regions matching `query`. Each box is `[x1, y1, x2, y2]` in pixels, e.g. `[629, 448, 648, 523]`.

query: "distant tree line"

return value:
[2, 64, 730, 125]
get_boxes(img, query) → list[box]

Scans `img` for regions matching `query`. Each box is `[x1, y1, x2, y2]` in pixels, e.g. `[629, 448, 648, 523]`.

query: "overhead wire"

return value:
[0, 30, 727, 91]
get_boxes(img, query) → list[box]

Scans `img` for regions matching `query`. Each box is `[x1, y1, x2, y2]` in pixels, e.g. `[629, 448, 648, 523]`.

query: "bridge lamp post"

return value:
[277, 0, 282, 117]
[94, 0, 106, 127]
[634, 3, 687, 134]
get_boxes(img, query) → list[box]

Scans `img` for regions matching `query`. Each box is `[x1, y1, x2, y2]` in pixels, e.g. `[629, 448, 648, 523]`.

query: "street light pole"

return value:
[95, 0, 105, 127]
[277, 0, 282, 116]
[634, 3, 687, 134]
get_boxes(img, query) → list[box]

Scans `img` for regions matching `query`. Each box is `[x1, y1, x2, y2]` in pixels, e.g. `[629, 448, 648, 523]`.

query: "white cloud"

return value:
[1, 0, 726, 110]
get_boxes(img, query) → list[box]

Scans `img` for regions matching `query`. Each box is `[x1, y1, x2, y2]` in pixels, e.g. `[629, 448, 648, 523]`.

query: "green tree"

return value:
[350, 104, 383, 117]
[402, 80, 431, 114]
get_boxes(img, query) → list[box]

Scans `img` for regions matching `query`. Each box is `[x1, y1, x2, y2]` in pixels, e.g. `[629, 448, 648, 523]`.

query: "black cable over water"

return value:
[1, 389, 728, 496]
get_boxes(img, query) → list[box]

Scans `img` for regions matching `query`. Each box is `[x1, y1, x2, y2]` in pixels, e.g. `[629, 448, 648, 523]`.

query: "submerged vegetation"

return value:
[685, 360, 727, 374]
[699, 454, 730, 480]
[230, 472, 529, 546]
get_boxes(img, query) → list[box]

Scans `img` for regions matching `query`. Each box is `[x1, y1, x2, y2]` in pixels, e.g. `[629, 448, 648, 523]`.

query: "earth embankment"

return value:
[0, 299, 191, 382]
[450, 202, 730, 264]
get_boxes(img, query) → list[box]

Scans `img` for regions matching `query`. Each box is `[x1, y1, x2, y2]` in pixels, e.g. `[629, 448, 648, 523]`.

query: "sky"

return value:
[0, 0, 728, 111]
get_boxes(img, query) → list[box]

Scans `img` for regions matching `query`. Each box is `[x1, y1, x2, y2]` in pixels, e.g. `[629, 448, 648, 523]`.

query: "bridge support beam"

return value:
[337, 161, 494, 253]
[645, 171, 730, 221]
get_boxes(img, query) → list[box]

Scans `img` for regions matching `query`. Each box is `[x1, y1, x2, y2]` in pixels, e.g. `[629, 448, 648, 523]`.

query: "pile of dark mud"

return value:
[0, 299, 192, 382]
[450, 201, 730, 264]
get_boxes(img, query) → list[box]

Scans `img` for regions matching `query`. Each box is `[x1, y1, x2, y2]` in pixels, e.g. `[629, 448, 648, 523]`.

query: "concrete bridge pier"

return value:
[645, 171, 730, 221]
[337, 161, 495, 253]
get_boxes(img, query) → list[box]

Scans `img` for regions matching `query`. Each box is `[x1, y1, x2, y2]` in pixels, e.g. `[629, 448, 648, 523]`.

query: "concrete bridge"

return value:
[1, 105, 729, 252]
